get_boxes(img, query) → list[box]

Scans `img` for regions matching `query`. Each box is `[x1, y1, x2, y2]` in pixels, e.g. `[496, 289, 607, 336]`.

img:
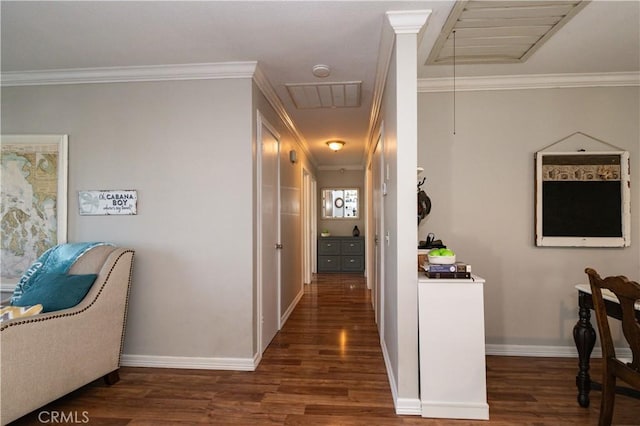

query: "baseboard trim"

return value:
[280, 286, 304, 326]
[396, 398, 422, 416]
[486, 343, 631, 359]
[420, 401, 489, 420]
[120, 354, 256, 371]
[380, 337, 421, 416]
[380, 338, 399, 407]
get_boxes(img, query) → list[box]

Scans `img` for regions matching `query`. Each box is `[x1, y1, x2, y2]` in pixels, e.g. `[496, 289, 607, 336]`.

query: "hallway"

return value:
[10, 274, 640, 425]
[255, 273, 395, 420]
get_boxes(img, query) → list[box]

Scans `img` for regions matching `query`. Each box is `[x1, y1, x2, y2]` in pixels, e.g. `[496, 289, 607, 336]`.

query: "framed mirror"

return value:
[322, 188, 359, 219]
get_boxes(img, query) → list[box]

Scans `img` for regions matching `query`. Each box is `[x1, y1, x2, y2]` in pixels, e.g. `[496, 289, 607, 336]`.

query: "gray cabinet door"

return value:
[341, 256, 363, 272]
[318, 255, 341, 272]
[318, 239, 340, 255]
[341, 239, 363, 255]
[317, 237, 364, 273]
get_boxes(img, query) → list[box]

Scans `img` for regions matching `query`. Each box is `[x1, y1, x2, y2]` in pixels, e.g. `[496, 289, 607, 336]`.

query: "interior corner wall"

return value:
[2, 79, 257, 362]
[418, 86, 640, 349]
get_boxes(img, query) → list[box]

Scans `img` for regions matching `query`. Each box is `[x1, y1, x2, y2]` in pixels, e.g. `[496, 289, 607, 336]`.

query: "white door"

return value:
[259, 117, 280, 353]
[372, 134, 384, 330]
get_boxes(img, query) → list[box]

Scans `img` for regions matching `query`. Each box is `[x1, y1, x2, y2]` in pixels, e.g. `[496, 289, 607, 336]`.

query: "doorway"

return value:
[302, 168, 317, 284]
[371, 131, 384, 331]
[257, 113, 281, 354]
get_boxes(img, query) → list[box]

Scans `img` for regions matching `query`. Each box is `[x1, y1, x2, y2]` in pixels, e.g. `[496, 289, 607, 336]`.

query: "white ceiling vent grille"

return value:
[286, 81, 361, 109]
[426, 0, 589, 65]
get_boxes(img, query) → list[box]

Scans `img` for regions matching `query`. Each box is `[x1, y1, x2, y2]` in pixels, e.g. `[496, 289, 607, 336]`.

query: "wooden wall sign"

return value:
[78, 190, 138, 216]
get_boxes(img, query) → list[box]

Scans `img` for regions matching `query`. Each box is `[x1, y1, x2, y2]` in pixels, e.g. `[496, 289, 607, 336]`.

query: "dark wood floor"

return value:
[11, 273, 640, 425]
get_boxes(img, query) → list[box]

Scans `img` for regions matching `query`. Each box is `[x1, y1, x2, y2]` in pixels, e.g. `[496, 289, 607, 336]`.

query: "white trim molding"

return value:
[365, 10, 432, 164]
[0, 62, 259, 87]
[380, 337, 421, 416]
[396, 398, 422, 416]
[252, 64, 318, 167]
[280, 286, 304, 326]
[0, 60, 317, 168]
[421, 401, 489, 421]
[121, 354, 258, 371]
[386, 10, 432, 35]
[418, 71, 640, 93]
[486, 344, 631, 359]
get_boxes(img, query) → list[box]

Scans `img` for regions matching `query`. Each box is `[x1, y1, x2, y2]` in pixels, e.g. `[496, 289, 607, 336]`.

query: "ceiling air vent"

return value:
[286, 81, 361, 109]
[426, 0, 589, 65]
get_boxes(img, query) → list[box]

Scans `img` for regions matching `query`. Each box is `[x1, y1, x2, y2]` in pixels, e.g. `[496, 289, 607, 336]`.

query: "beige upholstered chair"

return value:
[0, 245, 134, 425]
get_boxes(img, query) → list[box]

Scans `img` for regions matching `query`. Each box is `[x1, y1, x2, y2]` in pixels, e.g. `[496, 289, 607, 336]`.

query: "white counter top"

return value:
[418, 272, 484, 283]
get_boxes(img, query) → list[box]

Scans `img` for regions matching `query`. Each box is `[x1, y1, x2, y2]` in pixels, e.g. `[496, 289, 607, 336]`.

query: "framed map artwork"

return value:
[1, 135, 68, 286]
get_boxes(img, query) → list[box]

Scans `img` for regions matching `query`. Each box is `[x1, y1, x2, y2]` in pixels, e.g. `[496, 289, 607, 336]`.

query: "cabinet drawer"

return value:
[341, 256, 364, 272]
[318, 255, 341, 272]
[318, 239, 340, 255]
[341, 239, 364, 255]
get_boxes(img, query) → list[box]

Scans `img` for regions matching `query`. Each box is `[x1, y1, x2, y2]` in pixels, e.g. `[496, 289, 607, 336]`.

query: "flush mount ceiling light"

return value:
[312, 64, 331, 78]
[426, 0, 588, 65]
[326, 140, 345, 152]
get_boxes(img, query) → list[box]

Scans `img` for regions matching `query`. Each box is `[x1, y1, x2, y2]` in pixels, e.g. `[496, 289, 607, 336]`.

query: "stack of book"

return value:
[424, 262, 471, 279]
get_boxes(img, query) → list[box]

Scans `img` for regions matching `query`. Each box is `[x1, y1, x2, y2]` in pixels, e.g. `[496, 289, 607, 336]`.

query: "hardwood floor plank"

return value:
[9, 273, 640, 425]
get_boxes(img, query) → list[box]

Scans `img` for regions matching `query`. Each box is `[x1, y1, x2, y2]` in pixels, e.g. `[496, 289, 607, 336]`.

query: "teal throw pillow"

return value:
[12, 273, 98, 313]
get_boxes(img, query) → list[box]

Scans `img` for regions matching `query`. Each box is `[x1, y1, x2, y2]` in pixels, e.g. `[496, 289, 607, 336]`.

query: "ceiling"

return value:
[2, 1, 639, 168]
[426, 1, 591, 65]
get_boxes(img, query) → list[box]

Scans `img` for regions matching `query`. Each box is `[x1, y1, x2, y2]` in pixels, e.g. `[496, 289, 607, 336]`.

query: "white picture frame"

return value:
[0, 134, 68, 287]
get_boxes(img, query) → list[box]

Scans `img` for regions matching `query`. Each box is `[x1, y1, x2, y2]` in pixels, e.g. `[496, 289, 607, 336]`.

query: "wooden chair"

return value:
[585, 268, 640, 426]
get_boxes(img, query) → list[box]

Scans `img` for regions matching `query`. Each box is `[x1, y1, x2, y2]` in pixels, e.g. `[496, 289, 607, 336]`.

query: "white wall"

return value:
[2, 79, 258, 362]
[418, 86, 640, 350]
[382, 43, 400, 392]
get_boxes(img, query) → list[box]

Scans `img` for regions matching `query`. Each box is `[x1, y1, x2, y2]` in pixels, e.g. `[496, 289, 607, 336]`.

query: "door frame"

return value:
[256, 111, 282, 355]
[302, 167, 316, 284]
[371, 126, 385, 333]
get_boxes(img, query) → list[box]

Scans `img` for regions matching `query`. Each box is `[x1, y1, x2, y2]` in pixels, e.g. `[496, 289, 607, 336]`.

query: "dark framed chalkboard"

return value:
[535, 151, 630, 247]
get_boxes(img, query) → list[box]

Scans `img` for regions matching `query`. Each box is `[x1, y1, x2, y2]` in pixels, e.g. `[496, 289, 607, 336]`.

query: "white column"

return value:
[385, 9, 432, 414]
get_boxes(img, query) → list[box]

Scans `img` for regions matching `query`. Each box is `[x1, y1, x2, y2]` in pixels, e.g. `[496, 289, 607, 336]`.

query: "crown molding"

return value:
[385, 10, 431, 35]
[0, 62, 260, 87]
[1, 61, 318, 169]
[365, 15, 395, 159]
[252, 64, 318, 168]
[418, 71, 640, 93]
[365, 10, 432, 165]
